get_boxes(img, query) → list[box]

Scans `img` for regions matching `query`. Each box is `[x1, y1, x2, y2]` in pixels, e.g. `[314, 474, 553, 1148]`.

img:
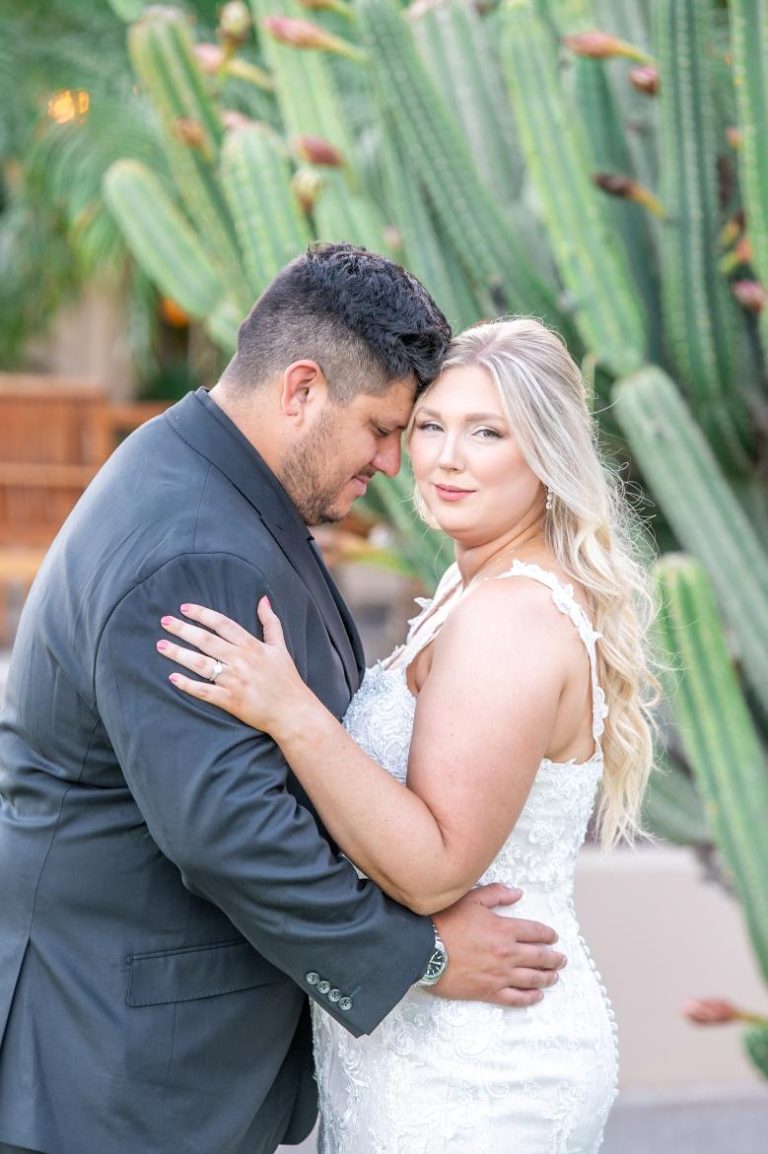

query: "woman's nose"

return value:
[437, 434, 462, 471]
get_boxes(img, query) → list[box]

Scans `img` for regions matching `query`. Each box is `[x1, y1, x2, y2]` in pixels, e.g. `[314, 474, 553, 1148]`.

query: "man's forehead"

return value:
[361, 378, 416, 425]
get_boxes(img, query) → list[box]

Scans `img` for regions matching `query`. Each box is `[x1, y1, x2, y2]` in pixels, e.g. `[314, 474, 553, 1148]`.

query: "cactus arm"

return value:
[129, 8, 253, 311]
[613, 366, 768, 716]
[377, 112, 481, 331]
[641, 751, 711, 847]
[249, 0, 358, 172]
[500, 0, 647, 377]
[654, 554, 768, 986]
[357, 0, 568, 334]
[103, 159, 228, 324]
[408, 0, 523, 205]
[220, 124, 311, 293]
[730, 0, 768, 357]
[572, 56, 661, 358]
[654, 0, 753, 473]
[312, 182, 390, 252]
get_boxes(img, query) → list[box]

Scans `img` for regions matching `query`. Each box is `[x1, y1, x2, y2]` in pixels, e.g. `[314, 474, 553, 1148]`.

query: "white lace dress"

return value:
[312, 561, 619, 1154]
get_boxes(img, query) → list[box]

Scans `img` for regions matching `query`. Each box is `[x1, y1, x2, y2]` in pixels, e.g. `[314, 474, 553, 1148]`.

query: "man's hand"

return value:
[431, 884, 566, 1007]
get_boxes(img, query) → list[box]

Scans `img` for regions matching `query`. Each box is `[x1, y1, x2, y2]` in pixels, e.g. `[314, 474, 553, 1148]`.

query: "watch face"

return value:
[423, 945, 447, 983]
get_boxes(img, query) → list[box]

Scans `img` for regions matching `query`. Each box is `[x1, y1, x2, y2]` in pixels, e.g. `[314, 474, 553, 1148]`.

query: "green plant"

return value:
[103, 0, 768, 882]
[655, 554, 768, 1077]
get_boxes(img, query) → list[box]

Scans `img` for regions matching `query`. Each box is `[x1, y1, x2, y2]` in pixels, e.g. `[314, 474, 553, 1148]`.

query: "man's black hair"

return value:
[223, 243, 452, 402]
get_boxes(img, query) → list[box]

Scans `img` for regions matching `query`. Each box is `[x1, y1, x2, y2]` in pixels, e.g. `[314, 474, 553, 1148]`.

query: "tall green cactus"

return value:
[654, 554, 768, 1073]
[613, 366, 768, 717]
[654, 0, 753, 474]
[730, 0, 768, 358]
[501, 0, 646, 376]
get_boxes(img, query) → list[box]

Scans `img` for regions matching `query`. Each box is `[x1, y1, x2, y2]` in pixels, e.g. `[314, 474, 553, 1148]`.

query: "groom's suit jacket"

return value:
[0, 389, 433, 1154]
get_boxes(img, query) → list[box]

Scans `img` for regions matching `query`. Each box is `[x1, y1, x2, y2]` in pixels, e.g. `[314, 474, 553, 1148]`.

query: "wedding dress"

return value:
[312, 561, 618, 1153]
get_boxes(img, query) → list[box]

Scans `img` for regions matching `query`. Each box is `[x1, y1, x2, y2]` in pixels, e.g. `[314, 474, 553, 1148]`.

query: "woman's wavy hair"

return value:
[417, 316, 658, 847]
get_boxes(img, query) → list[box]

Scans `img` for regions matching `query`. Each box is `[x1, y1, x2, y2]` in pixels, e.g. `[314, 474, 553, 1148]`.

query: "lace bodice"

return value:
[342, 560, 608, 896]
[313, 561, 618, 1154]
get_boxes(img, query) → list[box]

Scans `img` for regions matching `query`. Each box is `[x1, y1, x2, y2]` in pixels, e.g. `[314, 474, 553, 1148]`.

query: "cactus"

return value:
[654, 554, 768, 1075]
[613, 366, 768, 717]
[729, 0, 768, 358]
[500, 0, 646, 377]
[654, 0, 753, 474]
[745, 1022, 768, 1080]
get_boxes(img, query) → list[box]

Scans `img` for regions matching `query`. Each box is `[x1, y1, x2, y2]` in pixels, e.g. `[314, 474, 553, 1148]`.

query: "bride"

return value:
[158, 317, 657, 1153]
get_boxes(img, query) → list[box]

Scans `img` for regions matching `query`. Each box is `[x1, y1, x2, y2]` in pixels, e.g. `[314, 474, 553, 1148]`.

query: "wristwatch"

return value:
[417, 924, 448, 987]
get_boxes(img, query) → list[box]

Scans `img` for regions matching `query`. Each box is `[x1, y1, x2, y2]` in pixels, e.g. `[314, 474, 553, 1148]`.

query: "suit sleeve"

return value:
[94, 551, 433, 1037]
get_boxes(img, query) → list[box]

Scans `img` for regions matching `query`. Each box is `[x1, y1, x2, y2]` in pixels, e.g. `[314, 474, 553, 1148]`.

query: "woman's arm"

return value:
[158, 580, 567, 914]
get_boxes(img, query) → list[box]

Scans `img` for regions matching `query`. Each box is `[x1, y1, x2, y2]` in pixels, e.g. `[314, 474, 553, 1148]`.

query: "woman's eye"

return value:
[415, 421, 441, 432]
[476, 427, 502, 439]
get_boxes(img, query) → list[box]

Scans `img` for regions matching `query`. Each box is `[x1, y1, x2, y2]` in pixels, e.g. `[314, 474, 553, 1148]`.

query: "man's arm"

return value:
[95, 551, 434, 1037]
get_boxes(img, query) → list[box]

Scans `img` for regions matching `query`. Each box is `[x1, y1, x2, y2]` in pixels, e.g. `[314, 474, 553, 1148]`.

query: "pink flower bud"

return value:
[682, 998, 742, 1025]
[629, 66, 659, 95]
[732, 280, 767, 313]
[293, 135, 345, 167]
[563, 29, 651, 64]
[194, 43, 226, 74]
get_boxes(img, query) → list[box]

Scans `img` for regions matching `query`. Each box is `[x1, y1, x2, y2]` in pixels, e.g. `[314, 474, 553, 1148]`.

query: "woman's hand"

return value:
[157, 597, 311, 735]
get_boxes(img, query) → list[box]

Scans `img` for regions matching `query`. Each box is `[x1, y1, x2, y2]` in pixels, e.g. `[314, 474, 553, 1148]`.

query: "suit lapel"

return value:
[166, 390, 363, 694]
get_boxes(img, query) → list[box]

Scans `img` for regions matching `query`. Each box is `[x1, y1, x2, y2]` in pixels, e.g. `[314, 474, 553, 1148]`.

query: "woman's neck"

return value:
[455, 522, 547, 587]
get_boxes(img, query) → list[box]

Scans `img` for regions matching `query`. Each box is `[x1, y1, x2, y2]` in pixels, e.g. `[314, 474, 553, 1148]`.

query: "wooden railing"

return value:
[0, 375, 168, 644]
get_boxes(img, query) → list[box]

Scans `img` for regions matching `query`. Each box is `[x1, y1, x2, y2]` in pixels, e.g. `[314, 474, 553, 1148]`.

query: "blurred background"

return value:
[1, 0, 768, 1149]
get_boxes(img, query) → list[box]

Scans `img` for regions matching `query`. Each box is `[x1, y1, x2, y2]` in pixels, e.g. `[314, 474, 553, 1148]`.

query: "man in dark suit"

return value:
[0, 245, 563, 1154]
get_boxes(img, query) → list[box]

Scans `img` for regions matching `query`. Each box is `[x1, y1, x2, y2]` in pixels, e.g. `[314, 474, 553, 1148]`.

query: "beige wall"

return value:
[575, 844, 766, 1089]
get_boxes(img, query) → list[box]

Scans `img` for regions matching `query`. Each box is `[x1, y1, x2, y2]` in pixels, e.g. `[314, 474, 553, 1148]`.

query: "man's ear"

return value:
[280, 360, 329, 424]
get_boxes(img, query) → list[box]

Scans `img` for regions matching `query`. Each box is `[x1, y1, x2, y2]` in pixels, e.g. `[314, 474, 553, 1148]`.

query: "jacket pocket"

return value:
[126, 938, 282, 1007]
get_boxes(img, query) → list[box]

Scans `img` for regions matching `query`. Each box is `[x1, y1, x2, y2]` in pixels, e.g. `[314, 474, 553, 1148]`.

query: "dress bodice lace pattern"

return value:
[312, 562, 618, 1153]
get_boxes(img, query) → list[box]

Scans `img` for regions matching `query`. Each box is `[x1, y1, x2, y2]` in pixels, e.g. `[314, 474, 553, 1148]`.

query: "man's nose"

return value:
[373, 435, 402, 478]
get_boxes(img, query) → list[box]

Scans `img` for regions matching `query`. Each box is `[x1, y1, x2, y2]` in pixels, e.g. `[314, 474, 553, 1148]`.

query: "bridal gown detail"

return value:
[312, 561, 618, 1154]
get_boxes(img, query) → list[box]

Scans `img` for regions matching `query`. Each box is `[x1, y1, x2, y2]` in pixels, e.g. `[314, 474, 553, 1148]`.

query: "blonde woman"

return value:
[159, 318, 657, 1154]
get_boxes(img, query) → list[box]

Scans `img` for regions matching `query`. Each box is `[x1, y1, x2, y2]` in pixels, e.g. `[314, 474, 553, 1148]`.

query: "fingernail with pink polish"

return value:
[156, 640, 168, 651]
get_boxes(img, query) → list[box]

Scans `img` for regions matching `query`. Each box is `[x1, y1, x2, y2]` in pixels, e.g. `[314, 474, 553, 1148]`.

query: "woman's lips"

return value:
[434, 483, 474, 502]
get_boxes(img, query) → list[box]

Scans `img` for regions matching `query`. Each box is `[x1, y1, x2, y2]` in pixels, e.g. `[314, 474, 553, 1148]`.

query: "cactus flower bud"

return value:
[293, 135, 344, 166]
[291, 167, 325, 214]
[629, 65, 659, 95]
[261, 15, 366, 62]
[219, 1, 252, 43]
[732, 280, 767, 313]
[222, 110, 255, 132]
[172, 117, 206, 149]
[194, 42, 227, 74]
[682, 997, 768, 1025]
[563, 29, 652, 64]
[726, 126, 742, 150]
[592, 173, 665, 217]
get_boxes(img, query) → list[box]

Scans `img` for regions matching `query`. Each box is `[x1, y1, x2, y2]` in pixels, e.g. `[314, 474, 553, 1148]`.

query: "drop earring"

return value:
[545, 488, 553, 512]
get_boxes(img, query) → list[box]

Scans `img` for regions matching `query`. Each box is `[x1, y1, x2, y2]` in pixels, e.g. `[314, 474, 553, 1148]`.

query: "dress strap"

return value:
[494, 560, 608, 747]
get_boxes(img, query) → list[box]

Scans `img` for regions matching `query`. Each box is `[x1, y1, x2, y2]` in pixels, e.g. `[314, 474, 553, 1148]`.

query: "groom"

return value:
[0, 244, 564, 1154]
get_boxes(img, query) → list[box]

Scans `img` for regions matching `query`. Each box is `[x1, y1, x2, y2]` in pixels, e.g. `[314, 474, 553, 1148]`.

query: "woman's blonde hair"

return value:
[423, 317, 658, 847]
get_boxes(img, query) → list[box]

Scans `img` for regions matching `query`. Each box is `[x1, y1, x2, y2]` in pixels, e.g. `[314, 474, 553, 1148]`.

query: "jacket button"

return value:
[306, 972, 320, 986]
[318, 980, 331, 995]
[338, 996, 353, 1012]
[328, 988, 341, 1003]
